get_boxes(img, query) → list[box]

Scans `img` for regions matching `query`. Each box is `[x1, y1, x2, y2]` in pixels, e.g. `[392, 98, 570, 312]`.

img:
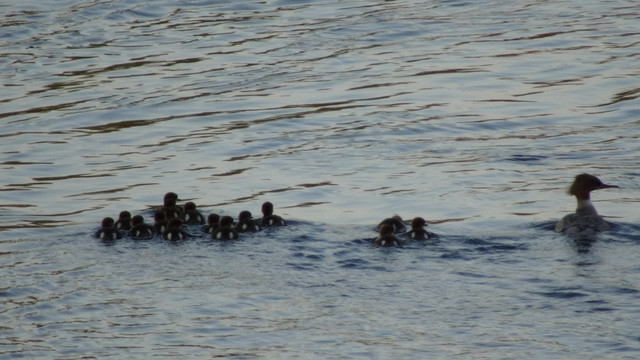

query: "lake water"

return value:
[2, 0, 640, 358]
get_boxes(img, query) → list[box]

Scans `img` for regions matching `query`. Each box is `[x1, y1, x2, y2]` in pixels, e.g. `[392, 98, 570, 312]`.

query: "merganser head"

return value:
[568, 173, 618, 200]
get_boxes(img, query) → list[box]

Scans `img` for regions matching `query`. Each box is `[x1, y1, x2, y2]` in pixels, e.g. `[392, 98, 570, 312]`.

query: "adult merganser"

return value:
[259, 201, 287, 227]
[374, 224, 401, 247]
[555, 173, 619, 234]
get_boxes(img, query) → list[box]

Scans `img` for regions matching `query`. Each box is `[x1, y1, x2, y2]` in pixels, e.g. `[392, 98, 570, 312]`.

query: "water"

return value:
[2, 0, 640, 358]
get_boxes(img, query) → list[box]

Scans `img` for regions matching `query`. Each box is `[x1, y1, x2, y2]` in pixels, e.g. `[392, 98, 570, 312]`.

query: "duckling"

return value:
[236, 210, 261, 233]
[374, 224, 401, 247]
[212, 215, 239, 240]
[259, 201, 287, 227]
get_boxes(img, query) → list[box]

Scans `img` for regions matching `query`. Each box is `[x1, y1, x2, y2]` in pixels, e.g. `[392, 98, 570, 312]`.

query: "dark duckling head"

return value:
[101, 217, 115, 228]
[95, 217, 122, 241]
[236, 210, 261, 233]
[160, 193, 183, 219]
[260, 202, 287, 227]
[164, 192, 180, 204]
[379, 224, 395, 237]
[203, 213, 220, 234]
[207, 213, 220, 226]
[131, 214, 145, 227]
[219, 215, 235, 228]
[374, 224, 401, 247]
[129, 215, 154, 240]
[115, 211, 132, 230]
[239, 210, 253, 221]
[183, 201, 205, 225]
[184, 201, 196, 212]
[208, 213, 220, 225]
[213, 215, 239, 240]
[261, 202, 274, 217]
[377, 214, 406, 233]
[407, 217, 431, 240]
[163, 218, 188, 241]
[153, 211, 168, 234]
[411, 217, 426, 230]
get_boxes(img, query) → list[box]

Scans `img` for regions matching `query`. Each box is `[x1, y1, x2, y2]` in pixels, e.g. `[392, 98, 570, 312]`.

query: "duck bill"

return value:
[598, 183, 619, 190]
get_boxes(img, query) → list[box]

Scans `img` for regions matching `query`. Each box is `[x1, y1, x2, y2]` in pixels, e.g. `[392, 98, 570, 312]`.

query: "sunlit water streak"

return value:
[1, 0, 640, 358]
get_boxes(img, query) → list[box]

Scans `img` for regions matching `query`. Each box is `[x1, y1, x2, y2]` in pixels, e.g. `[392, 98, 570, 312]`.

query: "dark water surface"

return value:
[2, 0, 640, 358]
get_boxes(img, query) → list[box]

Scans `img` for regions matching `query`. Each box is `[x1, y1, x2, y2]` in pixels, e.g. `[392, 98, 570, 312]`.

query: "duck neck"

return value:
[575, 195, 598, 216]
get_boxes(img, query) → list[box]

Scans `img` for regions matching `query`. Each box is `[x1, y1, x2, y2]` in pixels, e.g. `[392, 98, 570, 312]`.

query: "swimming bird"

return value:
[374, 224, 401, 247]
[377, 215, 406, 234]
[202, 213, 220, 235]
[212, 215, 239, 240]
[158, 192, 183, 220]
[162, 218, 189, 241]
[153, 210, 168, 235]
[236, 210, 261, 233]
[95, 217, 122, 241]
[114, 210, 132, 231]
[259, 201, 287, 227]
[129, 214, 154, 240]
[183, 201, 205, 225]
[405, 217, 431, 240]
[555, 173, 619, 235]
